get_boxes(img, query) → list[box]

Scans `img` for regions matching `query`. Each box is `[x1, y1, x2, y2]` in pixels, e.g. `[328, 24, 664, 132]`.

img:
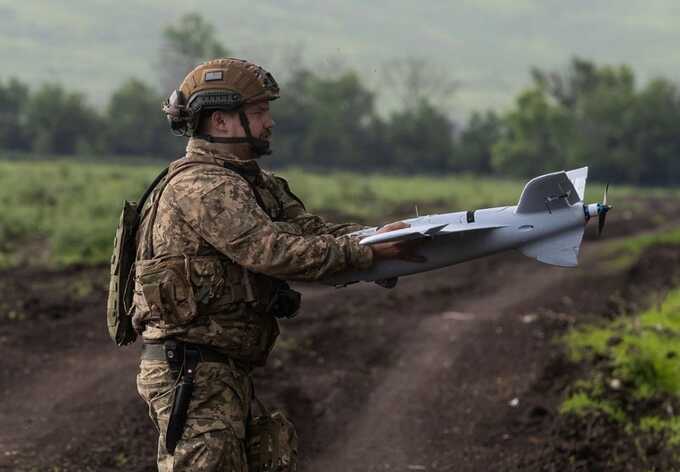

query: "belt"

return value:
[141, 341, 251, 371]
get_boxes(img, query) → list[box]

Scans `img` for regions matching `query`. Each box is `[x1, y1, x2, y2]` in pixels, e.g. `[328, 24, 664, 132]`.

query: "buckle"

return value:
[163, 340, 184, 375]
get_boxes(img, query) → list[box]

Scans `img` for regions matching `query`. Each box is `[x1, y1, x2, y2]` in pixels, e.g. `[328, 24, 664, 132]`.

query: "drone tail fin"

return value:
[515, 167, 588, 214]
[519, 227, 584, 267]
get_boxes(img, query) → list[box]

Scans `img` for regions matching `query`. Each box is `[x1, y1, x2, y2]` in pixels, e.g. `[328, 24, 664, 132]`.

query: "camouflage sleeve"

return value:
[269, 174, 368, 237]
[169, 169, 373, 281]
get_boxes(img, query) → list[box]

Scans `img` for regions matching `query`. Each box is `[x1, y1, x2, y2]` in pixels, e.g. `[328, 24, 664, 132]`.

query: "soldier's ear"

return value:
[210, 110, 227, 130]
[211, 110, 239, 133]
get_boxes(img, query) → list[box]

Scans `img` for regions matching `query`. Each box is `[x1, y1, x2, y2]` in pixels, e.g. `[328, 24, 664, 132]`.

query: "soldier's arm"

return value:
[171, 171, 373, 281]
[270, 174, 367, 237]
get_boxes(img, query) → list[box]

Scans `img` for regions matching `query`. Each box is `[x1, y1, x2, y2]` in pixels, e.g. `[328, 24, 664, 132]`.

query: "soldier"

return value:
[133, 58, 416, 471]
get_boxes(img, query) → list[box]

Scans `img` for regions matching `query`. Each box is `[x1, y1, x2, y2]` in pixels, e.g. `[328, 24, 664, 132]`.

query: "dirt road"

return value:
[0, 200, 676, 471]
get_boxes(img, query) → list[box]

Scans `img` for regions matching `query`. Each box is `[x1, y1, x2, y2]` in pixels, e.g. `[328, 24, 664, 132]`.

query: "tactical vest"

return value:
[107, 158, 299, 356]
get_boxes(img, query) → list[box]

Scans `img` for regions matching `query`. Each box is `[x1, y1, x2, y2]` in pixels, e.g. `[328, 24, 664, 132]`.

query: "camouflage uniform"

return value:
[135, 137, 373, 470]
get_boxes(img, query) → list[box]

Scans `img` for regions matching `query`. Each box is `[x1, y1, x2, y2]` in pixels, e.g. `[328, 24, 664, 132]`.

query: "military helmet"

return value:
[162, 58, 279, 143]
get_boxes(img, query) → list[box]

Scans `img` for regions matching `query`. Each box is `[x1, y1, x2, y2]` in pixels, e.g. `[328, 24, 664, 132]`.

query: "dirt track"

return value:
[0, 199, 678, 471]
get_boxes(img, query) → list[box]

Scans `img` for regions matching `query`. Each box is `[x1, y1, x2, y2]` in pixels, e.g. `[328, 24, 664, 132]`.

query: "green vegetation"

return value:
[0, 160, 532, 268]
[602, 226, 680, 271]
[562, 288, 680, 445]
[612, 227, 680, 258]
[560, 392, 626, 423]
[0, 161, 158, 267]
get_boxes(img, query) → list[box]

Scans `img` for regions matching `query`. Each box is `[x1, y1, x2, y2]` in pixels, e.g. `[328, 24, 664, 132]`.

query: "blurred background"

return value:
[1, 2, 680, 471]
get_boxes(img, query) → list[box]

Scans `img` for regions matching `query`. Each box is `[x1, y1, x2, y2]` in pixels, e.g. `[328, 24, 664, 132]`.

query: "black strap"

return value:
[193, 133, 250, 145]
[221, 161, 260, 178]
[137, 167, 170, 212]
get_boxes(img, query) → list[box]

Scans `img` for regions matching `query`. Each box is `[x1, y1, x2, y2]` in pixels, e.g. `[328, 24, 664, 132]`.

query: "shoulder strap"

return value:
[137, 167, 169, 212]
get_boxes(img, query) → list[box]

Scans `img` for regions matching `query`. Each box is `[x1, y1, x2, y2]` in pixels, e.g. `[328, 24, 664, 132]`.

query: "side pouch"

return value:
[134, 257, 198, 327]
[187, 256, 226, 305]
[106, 200, 139, 346]
[246, 402, 298, 472]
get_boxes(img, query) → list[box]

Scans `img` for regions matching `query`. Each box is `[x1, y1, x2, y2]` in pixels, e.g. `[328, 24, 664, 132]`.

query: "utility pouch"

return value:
[187, 256, 226, 305]
[247, 398, 298, 472]
[106, 200, 140, 346]
[134, 256, 198, 326]
[267, 282, 301, 319]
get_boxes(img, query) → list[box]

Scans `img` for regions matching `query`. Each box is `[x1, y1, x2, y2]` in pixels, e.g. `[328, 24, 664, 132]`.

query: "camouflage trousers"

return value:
[137, 359, 253, 471]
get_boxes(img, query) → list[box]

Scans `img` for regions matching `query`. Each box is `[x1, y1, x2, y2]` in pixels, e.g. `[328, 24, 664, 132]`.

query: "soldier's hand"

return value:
[371, 221, 427, 263]
[376, 221, 410, 234]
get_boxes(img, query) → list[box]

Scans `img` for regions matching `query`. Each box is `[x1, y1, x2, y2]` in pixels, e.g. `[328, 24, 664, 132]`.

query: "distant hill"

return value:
[2, 1, 679, 119]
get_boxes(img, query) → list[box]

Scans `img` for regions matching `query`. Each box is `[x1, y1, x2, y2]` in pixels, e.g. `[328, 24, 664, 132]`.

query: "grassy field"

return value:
[0, 158, 678, 267]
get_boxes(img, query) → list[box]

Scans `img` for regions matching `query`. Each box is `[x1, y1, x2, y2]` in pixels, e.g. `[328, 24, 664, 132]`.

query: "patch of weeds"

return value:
[560, 392, 626, 422]
[560, 287, 680, 465]
[113, 451, 129, 467]
[638, 416, 680, 446]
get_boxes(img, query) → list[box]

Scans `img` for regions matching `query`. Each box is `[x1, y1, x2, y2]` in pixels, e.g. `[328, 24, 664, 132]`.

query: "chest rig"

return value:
[124, 158, 300, 341]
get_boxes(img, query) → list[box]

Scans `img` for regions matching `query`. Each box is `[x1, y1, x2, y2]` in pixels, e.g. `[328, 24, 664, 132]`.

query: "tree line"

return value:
[0, 13, 678, 185]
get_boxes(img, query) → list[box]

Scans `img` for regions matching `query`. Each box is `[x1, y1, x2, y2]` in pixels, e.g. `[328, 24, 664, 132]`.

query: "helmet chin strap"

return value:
[194, 110, 271, 156]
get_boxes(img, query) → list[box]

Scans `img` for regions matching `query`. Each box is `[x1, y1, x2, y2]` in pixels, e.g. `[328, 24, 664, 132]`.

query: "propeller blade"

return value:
[598, 211, 607, 236]
[603, 183, 609, 206]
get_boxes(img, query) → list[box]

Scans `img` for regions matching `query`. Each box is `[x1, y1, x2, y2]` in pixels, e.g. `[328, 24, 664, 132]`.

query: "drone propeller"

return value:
[597, 183, 612, 237]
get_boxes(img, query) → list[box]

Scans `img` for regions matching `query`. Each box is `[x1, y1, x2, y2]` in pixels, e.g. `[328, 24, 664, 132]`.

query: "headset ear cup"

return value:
[163, 90, 193, 136]
[186, 113, 201, 137]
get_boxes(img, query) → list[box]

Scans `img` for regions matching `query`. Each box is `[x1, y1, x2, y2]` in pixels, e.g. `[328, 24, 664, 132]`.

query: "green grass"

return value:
[562, 288, 680, 444]
[613, 227, 680, 258]
[601, 226, 680, 272]
[560, 392, 626, 422]
[1, 158, 678, 268]
[0, 160, 160, 266]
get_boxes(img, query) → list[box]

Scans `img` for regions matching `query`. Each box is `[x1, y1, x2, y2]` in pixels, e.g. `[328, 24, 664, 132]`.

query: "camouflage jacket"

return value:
[133, 138, 372, 364]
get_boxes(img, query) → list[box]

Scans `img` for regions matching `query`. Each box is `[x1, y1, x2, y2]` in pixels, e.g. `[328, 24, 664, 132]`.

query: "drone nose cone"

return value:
[585, 203, 599, 219]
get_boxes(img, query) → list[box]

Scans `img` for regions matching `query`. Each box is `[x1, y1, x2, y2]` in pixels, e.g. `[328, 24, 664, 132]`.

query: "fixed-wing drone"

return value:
[327, 167, 612, 286]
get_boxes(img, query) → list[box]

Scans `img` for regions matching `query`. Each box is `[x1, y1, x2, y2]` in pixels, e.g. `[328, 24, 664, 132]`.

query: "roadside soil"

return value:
[0, 197, 678, 472]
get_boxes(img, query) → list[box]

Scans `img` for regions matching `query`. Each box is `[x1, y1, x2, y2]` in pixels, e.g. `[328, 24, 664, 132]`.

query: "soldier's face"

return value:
[208, 103, 275, 158]
[243, 101, 274, 142]
[211, 103, 274, 142]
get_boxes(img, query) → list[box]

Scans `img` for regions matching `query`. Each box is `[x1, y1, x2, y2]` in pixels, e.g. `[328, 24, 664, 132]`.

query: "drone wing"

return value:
[359, 222, 503, 246]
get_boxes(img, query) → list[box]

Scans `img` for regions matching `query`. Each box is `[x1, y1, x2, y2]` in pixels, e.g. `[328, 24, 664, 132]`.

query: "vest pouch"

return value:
[247, 405, 298, 472]
[187, 256, 226, 305]
[134, 257, 198, 326]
